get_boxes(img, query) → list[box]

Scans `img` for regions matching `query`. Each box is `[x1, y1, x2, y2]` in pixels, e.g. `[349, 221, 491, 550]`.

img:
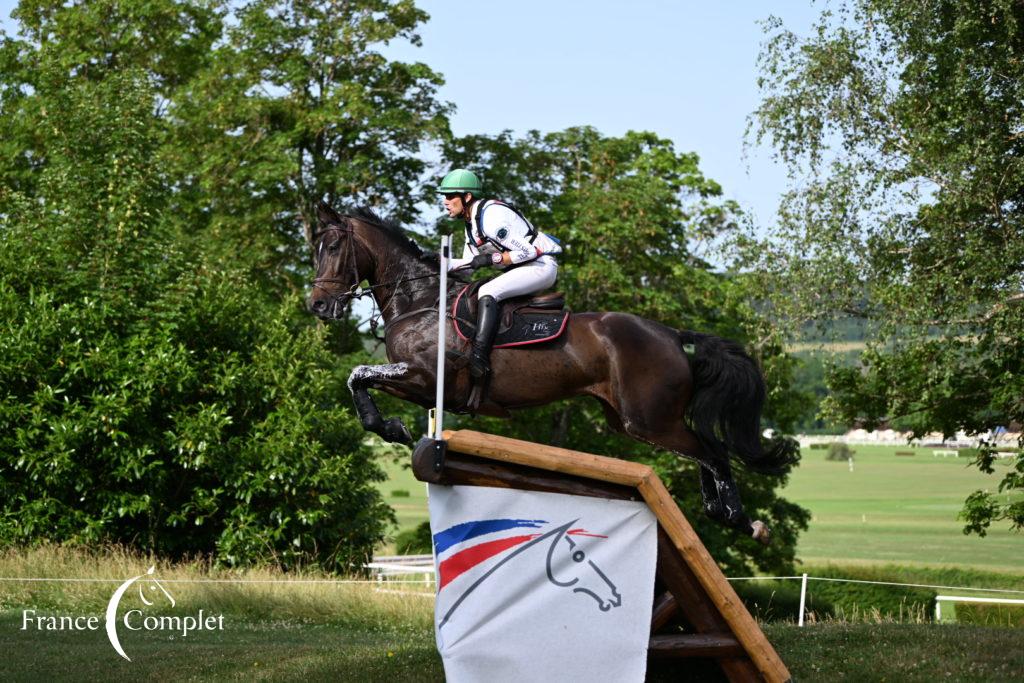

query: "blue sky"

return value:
[0, 1, 822, 227]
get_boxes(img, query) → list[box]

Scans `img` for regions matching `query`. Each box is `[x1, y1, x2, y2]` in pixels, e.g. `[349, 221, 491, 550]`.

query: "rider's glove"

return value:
[470, 253, 501, 270]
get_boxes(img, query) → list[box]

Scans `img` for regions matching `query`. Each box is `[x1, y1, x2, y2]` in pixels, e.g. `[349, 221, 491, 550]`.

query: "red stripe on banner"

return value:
[567, 528, 608, 538]
[439, 534, 538, 589]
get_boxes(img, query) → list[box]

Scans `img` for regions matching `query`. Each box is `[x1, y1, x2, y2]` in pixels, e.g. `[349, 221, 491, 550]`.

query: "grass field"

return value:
[0, 547, 1021, 682]
[375, 444, 1022, 573]
[782, 444, 1021, 572]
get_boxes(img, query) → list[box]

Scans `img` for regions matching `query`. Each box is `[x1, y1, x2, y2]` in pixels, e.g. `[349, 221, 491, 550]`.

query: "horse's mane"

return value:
[349, 207, 440, 268]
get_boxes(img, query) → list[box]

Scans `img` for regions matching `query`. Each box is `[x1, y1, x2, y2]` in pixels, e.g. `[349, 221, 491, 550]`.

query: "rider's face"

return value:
[443, 193, 470, 218]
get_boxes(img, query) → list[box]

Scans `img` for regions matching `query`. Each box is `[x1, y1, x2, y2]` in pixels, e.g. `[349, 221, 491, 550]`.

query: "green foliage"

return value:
[164, 0, 451, 284]
[0, 65, 391, 571]
[750, 0, 1024, 535]
[441, 128, 811, 576]
[393, 520, 432, 555]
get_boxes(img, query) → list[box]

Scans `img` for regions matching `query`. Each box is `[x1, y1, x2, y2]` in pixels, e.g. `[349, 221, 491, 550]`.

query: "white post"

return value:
[433, 235, 451, 440]
[798, 573, 808, 627]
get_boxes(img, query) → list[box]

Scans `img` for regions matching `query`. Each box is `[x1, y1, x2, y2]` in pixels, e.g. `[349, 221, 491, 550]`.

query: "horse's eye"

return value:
[572, 550, 585, 563]
[328, 241, 340, 253]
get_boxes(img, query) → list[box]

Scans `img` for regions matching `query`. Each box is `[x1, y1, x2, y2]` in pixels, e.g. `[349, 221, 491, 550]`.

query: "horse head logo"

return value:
[105, 566, 175, 661]
[435, 518, 621, 628]
[545, 524, 621, 612]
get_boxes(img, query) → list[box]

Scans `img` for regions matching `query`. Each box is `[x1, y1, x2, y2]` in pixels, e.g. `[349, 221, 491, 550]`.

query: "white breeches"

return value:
[478, 256, 558, 302]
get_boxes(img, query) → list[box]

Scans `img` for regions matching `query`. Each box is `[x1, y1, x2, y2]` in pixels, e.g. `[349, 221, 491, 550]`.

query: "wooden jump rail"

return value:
[413, 430, 792, 683]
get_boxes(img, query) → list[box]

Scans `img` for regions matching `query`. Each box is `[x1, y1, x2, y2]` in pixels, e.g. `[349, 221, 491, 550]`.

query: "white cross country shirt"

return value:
[451, 200, 562, 269]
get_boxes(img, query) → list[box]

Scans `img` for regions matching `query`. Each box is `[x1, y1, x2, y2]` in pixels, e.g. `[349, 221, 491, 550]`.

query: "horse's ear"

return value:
[316, 201, 343, 228]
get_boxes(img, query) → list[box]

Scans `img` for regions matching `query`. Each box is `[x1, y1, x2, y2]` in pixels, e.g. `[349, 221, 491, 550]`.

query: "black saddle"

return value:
[452, 280, 569, 348]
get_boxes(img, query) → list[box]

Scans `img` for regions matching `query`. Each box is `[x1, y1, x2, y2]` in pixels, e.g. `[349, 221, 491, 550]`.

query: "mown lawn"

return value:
[3, 611, 1022, 682]
[376, 444, 1023, 572]
[0, 612, 442, 682]
[0, 546, 1021, 681]
[783, 444, 1021, 571]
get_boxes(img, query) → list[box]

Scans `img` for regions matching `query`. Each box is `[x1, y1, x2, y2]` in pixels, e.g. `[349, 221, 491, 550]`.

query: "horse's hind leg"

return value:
[698, 458, 770, 544]
[600, 391, 770, 544]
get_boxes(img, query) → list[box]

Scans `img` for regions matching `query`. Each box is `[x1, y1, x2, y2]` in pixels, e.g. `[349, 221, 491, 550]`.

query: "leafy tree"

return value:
[165, 0, 452, 285]
[750, 0, 1024, 534]
[0, 0, 224, 197]
[440, 128, 810, 575]
[0, 65, 392, 571]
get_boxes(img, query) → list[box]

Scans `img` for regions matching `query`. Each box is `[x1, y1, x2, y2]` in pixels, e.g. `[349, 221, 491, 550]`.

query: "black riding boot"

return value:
[470, 295, 500, 379]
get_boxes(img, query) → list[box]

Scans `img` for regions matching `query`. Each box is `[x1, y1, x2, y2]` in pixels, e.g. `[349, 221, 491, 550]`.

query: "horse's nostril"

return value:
[311, 299, 326, 313]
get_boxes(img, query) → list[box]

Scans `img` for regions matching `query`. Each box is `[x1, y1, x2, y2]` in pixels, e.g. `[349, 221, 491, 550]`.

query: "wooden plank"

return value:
[650, 591, 678, 633]
[648, 633, 745, 659]
[412, 439, 639, 502]
[442, 430, 649, 487]
[638, 474, 791, 683]
[656, 530, 766, 682]
[656, 528, 729, 631]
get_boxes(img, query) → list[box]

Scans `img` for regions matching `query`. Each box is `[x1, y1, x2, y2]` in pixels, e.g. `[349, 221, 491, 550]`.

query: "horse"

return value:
[307, 203, 797, 544]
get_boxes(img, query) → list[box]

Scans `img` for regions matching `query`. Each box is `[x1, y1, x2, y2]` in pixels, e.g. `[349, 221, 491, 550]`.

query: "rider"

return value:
[439, 168, 563, 380]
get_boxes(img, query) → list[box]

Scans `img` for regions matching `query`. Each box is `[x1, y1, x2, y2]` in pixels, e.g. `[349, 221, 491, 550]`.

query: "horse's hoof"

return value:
[751, 520, 771, 546]
[382, 418, 413, 445]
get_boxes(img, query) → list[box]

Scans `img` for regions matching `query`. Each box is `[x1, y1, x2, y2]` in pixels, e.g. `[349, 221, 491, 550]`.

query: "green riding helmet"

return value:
[439, 168, 483, 194]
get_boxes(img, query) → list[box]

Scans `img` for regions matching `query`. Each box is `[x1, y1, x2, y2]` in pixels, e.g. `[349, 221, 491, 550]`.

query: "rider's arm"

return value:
[480, 205, 543, 265]
[447, 237, 475, 271]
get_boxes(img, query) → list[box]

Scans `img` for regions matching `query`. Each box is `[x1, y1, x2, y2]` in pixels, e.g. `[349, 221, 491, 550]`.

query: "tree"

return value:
[0, 63, 392, 571]
[165, 0, 451, 286]
[750, 0, 1024, 534]
[440, 128, 811, 576]
[0, 0, 225, 198]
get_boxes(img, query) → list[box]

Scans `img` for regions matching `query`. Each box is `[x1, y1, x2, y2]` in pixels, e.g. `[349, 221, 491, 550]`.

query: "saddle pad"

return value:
[452, 285, 569, 348]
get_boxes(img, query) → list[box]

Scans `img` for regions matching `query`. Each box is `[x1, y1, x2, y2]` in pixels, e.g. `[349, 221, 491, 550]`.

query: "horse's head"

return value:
[308, 202, 373, 319]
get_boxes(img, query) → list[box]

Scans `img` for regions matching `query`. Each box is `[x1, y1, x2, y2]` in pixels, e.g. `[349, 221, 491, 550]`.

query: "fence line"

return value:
[0, 572, 1021, 594]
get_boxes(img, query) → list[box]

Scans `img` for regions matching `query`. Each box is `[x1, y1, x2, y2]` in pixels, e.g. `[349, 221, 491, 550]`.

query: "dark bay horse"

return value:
[307, 203, 796, 543]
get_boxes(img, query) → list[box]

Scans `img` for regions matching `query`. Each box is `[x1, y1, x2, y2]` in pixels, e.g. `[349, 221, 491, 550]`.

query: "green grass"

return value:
[374, 445, 1022, 574]
[0, 614, 442, 682]
[1, 547, 1021, 681]
[374, 457, 431, 550]
[783, 444, 1022, 572]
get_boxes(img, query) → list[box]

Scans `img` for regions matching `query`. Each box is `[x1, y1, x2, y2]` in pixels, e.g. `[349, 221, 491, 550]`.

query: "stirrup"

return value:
[469, 351, 491, 380]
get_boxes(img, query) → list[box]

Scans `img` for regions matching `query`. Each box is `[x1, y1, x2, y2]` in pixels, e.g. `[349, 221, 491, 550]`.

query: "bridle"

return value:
[310, 219, 446, 335]
[312, 222, 362, 300]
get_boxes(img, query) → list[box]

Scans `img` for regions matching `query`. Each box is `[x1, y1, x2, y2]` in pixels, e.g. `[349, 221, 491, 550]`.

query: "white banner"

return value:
[428, 484, 657, 683]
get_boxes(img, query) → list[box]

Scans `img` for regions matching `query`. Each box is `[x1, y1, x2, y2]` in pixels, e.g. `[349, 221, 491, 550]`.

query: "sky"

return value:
[383, 1, 822, 227]
[0, 1, 823, 227]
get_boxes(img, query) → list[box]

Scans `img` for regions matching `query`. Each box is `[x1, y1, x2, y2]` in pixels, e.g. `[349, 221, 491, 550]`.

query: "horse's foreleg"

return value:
[347, 363, 414, 445]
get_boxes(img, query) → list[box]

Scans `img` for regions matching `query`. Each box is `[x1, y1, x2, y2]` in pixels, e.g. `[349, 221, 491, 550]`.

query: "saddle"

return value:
[452, 280, 570, 348]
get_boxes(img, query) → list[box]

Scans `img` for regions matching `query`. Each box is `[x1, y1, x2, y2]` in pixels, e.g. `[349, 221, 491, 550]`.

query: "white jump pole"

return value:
[433, 234, 452, 439]
[798, 572, 809, 626]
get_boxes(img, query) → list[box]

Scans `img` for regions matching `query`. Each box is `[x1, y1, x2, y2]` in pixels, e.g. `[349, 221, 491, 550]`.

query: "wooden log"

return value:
[442, 430, 649, 487]
[648, 633, 745, 659]
[420, 430, 792, 683]
[412, 439, 638, 501]
[655, 530, 766, 682]
[651, 590, 678, 633]
[638, 474, 791, 683]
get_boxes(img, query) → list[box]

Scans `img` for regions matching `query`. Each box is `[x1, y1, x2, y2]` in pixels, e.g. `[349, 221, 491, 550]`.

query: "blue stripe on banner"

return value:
[433, 518, 547, 555]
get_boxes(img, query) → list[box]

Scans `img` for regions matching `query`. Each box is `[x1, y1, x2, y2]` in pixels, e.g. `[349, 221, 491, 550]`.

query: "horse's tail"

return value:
[678, 331, 797, 475]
